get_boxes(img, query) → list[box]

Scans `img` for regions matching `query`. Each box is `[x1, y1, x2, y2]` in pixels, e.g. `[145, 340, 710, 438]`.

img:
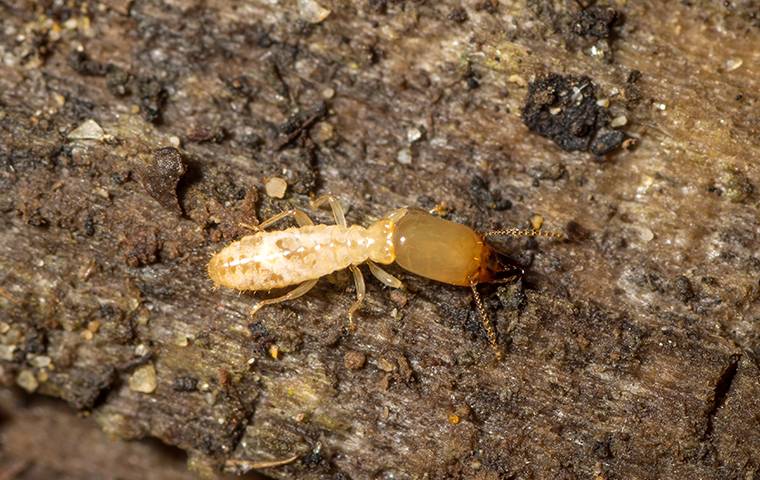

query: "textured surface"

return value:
[1, 1, 759, 479]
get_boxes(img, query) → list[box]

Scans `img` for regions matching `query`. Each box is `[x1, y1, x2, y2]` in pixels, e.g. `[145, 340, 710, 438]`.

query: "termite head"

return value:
[475, 244, 524, 285]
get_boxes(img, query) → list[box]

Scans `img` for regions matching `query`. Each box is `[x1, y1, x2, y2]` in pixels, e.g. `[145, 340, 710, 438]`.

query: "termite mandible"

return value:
[208, 195, 562, 359]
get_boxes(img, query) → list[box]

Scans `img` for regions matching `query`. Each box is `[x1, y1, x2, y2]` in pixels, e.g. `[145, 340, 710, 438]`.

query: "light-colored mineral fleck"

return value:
[175, 334, 189, 347]
[406, 126, 423, 143]
[29, 355, 51, 368]
[269, 344, 280, 360]
[610, 115, 628, 128]
[377, 357, 396, 372]
[0, 344, 16, 361]
[638, 227, 654, 242]
[265, 177, 288, 198]
[129, 364, 158, 393]
[298, 0, 331, 23]
[397, 148, 412, 165]
[725, 58, 743, 72]
[531, 214, 544, 231]
[596, 98, 610, 108]
[508, 74, 527, 87]
[0, 321, 9, 333]
[68, 119, 105, 140]
[313, 122, 334, 143]
[135, 343, 150, 357]
[17, 369, 39, 392]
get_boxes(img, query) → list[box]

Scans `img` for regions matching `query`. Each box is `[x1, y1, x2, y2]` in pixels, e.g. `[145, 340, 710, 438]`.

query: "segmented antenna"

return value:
[470, 280, 503, 361]
[483, 228, 564, 239]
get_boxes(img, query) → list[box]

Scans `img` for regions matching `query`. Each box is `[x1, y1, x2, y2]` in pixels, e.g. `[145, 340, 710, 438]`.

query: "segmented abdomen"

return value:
[208, 225, 371, 291]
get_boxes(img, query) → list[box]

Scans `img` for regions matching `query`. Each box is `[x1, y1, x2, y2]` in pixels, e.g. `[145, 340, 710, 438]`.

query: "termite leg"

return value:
[250, 208, 314, 231]
[347, 265, 366, 331]
[483, 228, 564, 239]
[469, 280, 503, 361]
[367, 260, 404, 289]
[250, 279, 319, 317]
[310, 194, 347, 227]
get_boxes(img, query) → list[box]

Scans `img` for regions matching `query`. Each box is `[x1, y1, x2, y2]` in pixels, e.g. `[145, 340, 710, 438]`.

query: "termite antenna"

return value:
[470, 280, 503, 361]
[483, 228, 564, 239]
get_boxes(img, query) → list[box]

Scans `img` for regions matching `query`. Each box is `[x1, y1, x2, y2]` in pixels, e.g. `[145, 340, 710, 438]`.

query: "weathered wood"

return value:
[1, 1, 759, 478]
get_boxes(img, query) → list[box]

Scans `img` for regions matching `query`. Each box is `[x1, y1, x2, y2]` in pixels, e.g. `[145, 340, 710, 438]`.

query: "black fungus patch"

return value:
[521, 73, 627, 155]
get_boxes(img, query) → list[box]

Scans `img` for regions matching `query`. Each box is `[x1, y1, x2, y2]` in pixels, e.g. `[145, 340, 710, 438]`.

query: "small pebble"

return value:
[530, 214, 544, 231]
[298, 0, 331, 23]
[0, 344, 16, 361]
[29, 355, 51, 368]
[68, 119, 105, 140]
[269, 344, 280, 360]
[0, 321, 9, 333]
[17, 370, 39, 392]
[448, 413, 461, 425]
[312, 122, 334, 143]
[725, 58, 743, 72]
[596, 98, 610, 108]
[377, 357, 396, 372]
[406, 127, 423, 143]
[129, 364, 158, 393]
[344, 351, 367, 370]
[638, 226, 654, 242]
[321, 87, 335, 99]
[265, 177, 288, 199]
[397, 148, 412, 165]
[169, 136, 181, 147]
[175, 334, 189, 347]
[508, 74, 527, 87]
[610, 115, 628, 128]
[134, 343, 149, 356]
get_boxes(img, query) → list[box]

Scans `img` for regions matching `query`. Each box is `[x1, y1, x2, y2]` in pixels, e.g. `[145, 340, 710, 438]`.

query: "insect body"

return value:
[208, 195, 561, 359]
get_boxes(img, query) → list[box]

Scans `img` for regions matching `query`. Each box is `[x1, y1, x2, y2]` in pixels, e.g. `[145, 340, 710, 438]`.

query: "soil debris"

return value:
[522, 73, 628, 155]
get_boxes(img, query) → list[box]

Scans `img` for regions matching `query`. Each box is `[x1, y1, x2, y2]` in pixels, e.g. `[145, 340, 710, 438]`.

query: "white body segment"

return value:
[208, 224, 389, 291]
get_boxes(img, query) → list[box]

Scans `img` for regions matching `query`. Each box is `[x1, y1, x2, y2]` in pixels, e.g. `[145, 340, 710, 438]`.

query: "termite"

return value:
[208, 195, 562, 359]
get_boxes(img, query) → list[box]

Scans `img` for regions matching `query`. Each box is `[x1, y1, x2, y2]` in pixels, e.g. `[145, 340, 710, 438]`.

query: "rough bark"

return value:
[1, 1, 759, 479]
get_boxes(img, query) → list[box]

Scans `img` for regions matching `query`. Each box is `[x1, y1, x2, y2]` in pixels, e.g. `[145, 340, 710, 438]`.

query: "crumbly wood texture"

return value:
[1, 1, 758, 479]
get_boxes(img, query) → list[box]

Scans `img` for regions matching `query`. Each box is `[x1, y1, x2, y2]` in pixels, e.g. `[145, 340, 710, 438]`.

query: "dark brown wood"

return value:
[1, 1, 759, 478]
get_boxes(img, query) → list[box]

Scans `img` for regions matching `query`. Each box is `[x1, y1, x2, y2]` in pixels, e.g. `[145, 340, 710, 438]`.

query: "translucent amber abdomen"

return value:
[392, 210, 484, 286]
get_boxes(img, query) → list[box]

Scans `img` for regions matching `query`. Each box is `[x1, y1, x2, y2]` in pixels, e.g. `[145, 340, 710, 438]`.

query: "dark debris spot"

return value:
[672, 275, 695, 303]
[248, 321, 275, 355]
[590, 129, 626, 156]
[522, 73, 628, 155]
[173, 375, 199, 392]
[69, 50, 109, 76]
[139, 147, 187, 215]
[448, 7, 469, 23]
[123, 228, 162, 267]
[82, 214, 95, 236]
[186, 126, 227, 144]
[572, 6, 620, 39]
[274, 101, 328, 150]
[106, 65, 131, 97]
[136, 77, 168, 124]
[53, 365, 117, 410]
[566, 220, 591, 242]
[497, 281, 527, 312]
[470, 175, 512, 211]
